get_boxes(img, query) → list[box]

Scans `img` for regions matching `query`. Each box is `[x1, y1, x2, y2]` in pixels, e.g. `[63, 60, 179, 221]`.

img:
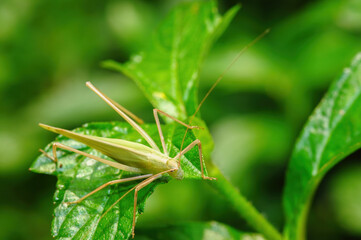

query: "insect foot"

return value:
[189, 125, 204, 130]
[63, 201, 77, 206]
[39, 149, 56, 163]
[203, 176, 217, 181]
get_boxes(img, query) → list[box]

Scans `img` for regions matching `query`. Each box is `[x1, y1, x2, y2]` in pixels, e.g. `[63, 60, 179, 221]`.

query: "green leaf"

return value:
[283, 52, 361, 240]
[135, 221, 264, 240]
[30, 122, 208, 239]
[103, 1, 240, 121]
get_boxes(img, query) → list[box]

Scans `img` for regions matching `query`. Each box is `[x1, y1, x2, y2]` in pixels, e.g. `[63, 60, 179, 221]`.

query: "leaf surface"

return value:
[103, 1, 239, 121]
[30, 122, 208, 239]
[283, 52, 361, 240]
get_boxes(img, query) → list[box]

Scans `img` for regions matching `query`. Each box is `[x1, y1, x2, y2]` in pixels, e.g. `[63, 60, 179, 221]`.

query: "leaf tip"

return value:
[101, 60, 122, 71]
[227, 3, 241, 17]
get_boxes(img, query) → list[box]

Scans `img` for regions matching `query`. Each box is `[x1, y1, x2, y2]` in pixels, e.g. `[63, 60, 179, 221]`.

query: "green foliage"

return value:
[283, 52, 361, 240]
[103, 1, 239, 121]
[26, 0, 361, 239]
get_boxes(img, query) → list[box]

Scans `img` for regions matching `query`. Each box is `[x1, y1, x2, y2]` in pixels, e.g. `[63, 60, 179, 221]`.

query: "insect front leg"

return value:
[131, 168, 178, 238]
[175, 139, 216, 180]
[100, 168, 177, 238]
[153, 108, 202, 129]
[131, 175, 160, 238]
[153, 108, 202, 156]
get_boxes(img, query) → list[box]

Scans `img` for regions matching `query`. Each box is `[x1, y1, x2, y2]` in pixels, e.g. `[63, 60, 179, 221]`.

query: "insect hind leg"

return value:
[86, 81, 144, 125]
[153, 108, 203, 156]
[45, 142, 143, 173]
[175, 139, 216, 180]
[86, 81, 159, 151]
[39, 148, 56, 163]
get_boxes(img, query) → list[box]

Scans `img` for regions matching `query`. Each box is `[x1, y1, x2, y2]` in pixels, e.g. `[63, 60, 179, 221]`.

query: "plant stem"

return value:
[207, 162, 283, 240]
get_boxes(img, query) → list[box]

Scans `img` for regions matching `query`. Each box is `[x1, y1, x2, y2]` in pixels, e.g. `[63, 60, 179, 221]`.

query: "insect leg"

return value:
[39, 149, 56, 163]
[153, 109, 167, 156]
[175, 139, 216, 180]
[86, 82, 143, 125]
[131, 175, 161, 238]
[153, 108, 203, 156]
[153, 109, 202, 129]
[100, 168, 177, 238]
[50, 142, 143, 173]
[65, 174, 153, 205]
[86, 81, 159, 151]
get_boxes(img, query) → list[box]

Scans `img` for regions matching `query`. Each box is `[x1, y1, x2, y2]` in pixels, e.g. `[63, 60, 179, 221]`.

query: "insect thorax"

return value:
[167, 158, 184, 180]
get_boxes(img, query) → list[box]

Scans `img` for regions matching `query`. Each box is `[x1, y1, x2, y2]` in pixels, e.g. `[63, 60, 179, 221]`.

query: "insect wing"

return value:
[39, 124, 165, 171]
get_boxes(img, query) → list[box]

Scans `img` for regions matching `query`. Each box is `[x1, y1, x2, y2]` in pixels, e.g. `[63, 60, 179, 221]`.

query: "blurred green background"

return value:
[1, 0, 361, 239]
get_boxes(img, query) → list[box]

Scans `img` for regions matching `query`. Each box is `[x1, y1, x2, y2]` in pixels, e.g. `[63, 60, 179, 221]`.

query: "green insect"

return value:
[39, 82, 215, 238]
[39, 29, 269, 238]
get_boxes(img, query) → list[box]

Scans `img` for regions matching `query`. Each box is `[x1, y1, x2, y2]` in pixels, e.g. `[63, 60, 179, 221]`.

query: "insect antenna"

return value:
[178, 28, 270, 167]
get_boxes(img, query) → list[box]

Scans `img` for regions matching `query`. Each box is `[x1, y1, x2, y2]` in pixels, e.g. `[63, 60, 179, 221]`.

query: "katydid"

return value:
[39, 81, 214, 238]
[39, 29, 269, 238]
